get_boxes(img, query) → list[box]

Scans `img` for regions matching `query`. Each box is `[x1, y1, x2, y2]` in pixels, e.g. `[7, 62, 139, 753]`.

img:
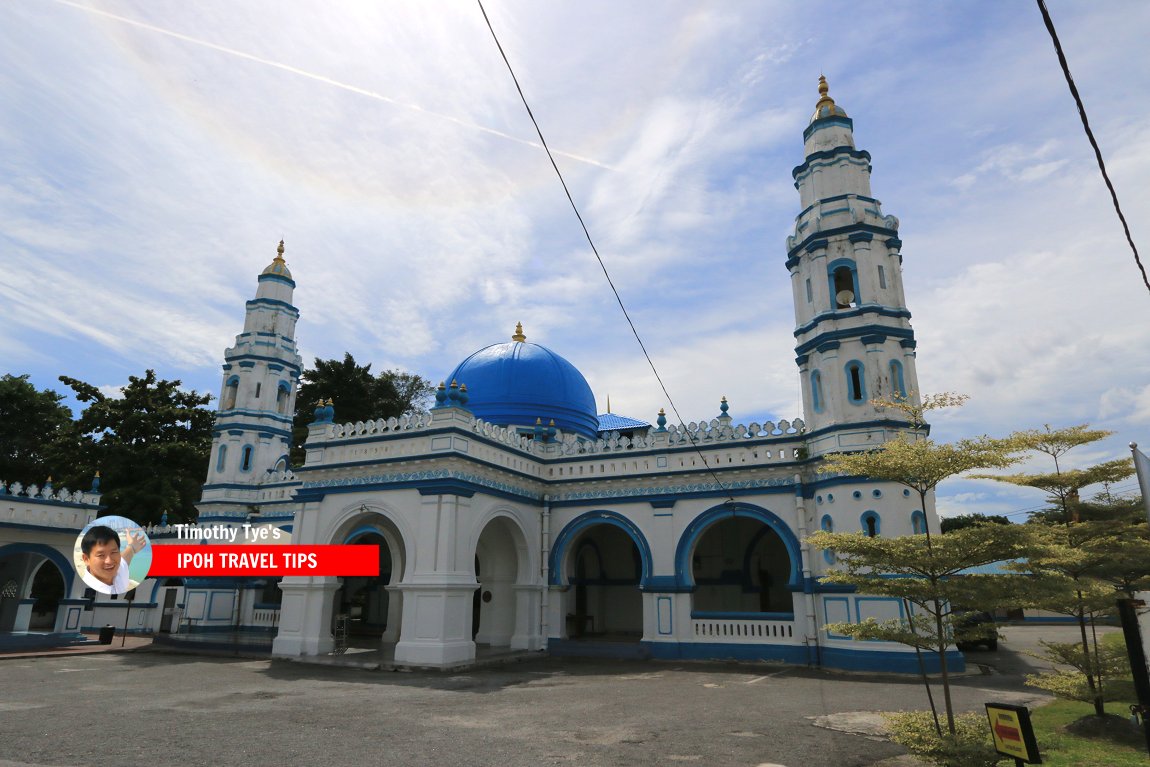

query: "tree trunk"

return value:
[1075, 599, 1104, 716]
[934, 597, 955, 734]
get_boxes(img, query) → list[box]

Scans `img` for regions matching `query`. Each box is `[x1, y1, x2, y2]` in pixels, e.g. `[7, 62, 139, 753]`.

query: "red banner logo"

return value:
[151, 545, 380, 577]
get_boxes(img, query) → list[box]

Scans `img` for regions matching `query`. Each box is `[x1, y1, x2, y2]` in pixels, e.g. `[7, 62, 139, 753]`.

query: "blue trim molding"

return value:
[801, 115, 854, 142]
[820, 645, 965, 674]
[793, 306, 912, 337]
[795, 325, 915, 356]
[792, 143, 869, 177]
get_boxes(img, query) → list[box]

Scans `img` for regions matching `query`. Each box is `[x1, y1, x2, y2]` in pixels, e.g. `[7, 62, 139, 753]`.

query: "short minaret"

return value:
[199, 242, 303, 511]
[787, 78, 920, 451]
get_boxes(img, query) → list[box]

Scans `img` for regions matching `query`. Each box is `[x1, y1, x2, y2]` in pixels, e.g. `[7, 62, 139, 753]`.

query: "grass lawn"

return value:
[1028, 699, 1146, 766]
[1022, 630, 1147, 766]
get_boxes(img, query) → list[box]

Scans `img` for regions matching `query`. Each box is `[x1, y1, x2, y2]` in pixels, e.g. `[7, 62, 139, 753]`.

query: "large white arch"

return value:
[469, 507, 539, 650]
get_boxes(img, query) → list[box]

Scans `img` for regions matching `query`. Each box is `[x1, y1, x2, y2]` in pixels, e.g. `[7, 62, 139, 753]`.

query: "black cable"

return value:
[475, 0, 738, 501]
[1036, 0, 1149, 294]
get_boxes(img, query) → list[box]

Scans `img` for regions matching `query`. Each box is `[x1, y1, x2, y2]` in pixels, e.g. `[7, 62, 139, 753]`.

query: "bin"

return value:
[98, 624, 115, 644]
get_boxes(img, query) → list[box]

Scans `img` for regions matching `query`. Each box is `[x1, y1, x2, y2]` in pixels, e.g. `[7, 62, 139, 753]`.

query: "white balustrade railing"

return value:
[691, 617, 797, 644]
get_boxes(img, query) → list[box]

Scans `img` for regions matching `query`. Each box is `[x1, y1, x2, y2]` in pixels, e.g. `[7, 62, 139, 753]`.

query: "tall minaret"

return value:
[787, 78, 920, 451]
[199, 241, 303, 512]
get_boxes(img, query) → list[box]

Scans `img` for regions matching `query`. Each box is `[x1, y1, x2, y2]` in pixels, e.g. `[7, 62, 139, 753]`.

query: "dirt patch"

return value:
[1063, 713, 1144, 749]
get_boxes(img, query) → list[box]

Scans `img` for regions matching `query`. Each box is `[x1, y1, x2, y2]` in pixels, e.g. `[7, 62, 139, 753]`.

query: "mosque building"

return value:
[0, 79, 953, 672]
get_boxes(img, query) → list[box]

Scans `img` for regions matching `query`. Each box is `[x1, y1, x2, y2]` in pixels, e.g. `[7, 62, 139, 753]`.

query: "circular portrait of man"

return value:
[73, 517, 152, 595]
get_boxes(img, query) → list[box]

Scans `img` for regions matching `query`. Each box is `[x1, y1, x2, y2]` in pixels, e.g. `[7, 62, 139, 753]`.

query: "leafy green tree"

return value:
[1025, 638, 1134, 706]
[991, 424, 1133, 525]
[59, 370, 214, 525]
[0, 374, 77, 483]
[290, 353, 432, 465]
[977, 424, 1139, 717]
[810, 392, 1029, 737]
[940, 514, 1010, 533]
[807, 525, 1036, 737]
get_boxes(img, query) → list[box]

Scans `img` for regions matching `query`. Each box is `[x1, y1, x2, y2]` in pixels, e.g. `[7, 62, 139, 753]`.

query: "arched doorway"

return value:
[676, 504, 801, 619]
[472, 516, 528, 648]
[337, 531, 393, 641]
[0, 545, 74, 633]
[27, 560, 65, 630]
[566, 523, 643, 641]
[690, 517, 792, 615]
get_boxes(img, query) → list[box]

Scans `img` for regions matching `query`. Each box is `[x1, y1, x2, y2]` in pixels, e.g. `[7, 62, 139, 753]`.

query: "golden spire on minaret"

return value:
[262, 239, 292, 278]
[811, 75, 847, 123]
[815, 75, 834, 111]
[512, 322, 526, 342]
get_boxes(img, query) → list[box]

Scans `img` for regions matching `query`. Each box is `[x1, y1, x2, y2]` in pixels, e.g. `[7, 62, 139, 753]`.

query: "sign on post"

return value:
[985, 702, 1041, 765]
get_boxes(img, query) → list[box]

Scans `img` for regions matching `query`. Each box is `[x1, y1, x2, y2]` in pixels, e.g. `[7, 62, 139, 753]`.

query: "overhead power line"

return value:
[475, 1, 736, 501]
[1036, 0, 1149, 295]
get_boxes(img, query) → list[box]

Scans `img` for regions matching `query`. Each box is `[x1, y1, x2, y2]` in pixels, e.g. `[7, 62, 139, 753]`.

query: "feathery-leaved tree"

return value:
[808, 392, 1030, 737]
[974, 424, 1138, 717]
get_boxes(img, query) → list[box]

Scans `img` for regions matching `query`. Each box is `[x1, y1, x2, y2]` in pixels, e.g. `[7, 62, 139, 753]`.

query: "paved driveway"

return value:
[0, 625, 1090, 767]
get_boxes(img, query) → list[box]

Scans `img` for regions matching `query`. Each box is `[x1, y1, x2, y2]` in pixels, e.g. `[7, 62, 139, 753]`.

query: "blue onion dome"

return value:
[261, 240, 293, 279]
[444, 323, 599, 439]
[810, 75, 848, 123]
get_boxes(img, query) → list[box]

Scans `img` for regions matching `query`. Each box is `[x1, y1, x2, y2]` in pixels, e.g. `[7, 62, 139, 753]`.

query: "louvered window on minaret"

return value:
[832, 266, 856, 308]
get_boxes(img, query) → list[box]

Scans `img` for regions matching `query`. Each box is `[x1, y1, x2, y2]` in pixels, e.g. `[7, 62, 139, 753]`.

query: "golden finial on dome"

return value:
[815, 75, 834, 110]
[811, 75, 846, 122]
[261, 239, 292, 278]
[512, 322, 526, 342]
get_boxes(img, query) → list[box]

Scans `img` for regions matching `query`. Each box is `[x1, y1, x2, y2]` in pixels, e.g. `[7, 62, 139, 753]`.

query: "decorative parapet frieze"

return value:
[0, 479, 102, 506]
[262, 468, 298, 485]
[560, 417, 806, 456]
[327, 412, 434, 439]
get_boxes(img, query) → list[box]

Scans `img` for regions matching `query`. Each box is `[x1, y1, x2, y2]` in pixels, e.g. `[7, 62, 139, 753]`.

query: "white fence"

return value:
[691, 618, 797, 643]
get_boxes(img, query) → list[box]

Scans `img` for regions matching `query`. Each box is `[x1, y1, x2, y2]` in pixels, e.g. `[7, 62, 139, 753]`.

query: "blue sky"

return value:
[2, 1, 1147, 519]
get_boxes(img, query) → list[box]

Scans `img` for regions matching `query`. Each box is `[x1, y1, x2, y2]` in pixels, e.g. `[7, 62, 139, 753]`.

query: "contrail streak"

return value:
[52, 0, 614, 170]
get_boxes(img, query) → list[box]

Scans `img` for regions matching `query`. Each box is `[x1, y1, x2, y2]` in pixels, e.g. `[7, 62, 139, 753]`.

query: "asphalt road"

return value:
[0, 626, 1088, 767]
